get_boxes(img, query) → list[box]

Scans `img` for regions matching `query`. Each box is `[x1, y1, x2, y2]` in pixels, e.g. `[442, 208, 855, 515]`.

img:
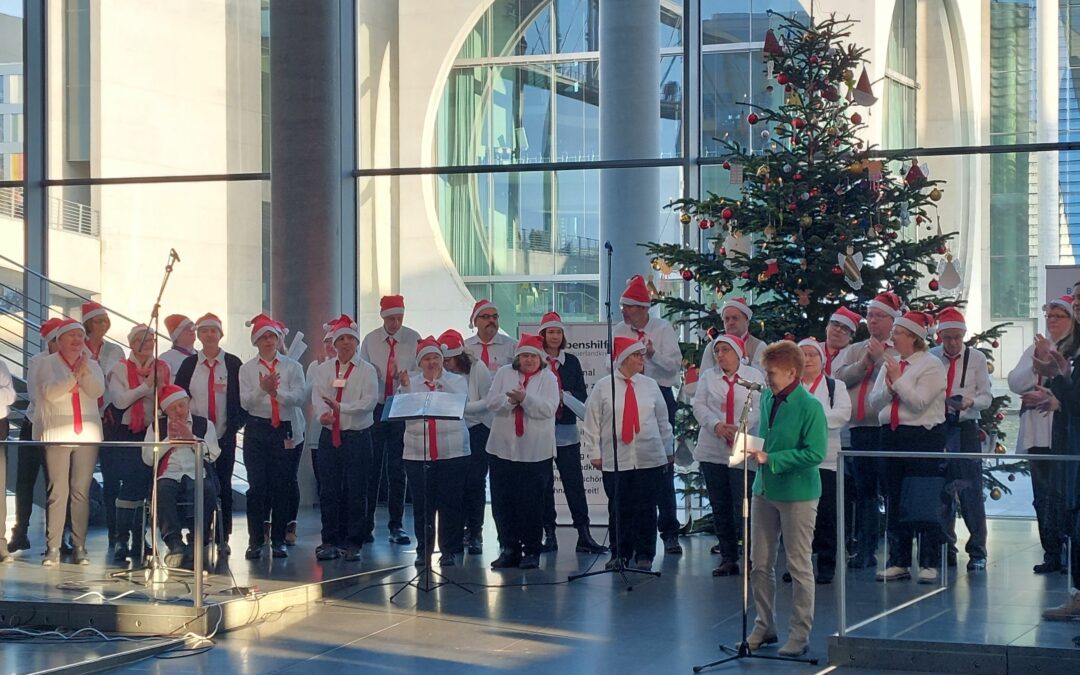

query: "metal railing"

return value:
[0, 187, 101, 237]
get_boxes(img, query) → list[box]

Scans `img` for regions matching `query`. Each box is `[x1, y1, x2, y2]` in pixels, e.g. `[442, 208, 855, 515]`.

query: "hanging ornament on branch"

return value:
[839, 246, 864, 290]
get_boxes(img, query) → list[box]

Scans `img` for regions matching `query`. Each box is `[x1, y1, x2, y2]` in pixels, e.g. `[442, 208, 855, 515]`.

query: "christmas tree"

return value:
[645, 12, 959, 343]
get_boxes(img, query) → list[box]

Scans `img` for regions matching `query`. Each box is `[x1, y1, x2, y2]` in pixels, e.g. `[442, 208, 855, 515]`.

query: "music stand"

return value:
[384, 390, 474, 600]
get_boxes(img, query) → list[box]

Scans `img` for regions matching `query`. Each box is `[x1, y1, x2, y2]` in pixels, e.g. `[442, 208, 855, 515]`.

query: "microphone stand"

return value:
[568, 242, 659, 590]
[694, 385, 818, 671]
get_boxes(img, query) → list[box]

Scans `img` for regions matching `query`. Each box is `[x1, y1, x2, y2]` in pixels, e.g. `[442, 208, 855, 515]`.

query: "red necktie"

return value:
[480, 342, 492, 369]
[514, 371, 535, 437]
[722, 374, 737, 447]
[384, 337, 397, 399]
[621, 376, 640, 444]
[61, 354, 84, 435]
[261, 358, 281, 427]
[332, 361, 354, 448]
[889, 360, 909, 431]
[825, 348, 837, 376]
[634, 329, 647, 342]
[205, 359, 218, 424]
[547, 356, 564, 414]
[856, 370, 873, 422]
[425, 381, 439, 459]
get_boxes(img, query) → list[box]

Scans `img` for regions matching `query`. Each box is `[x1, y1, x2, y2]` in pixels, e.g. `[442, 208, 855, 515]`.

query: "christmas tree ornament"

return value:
[992, 340, 999, 348]
[747, 112, 760, 125]
[680, 211, 691, 224]
[793, 172, 803, 181]
[783, 163, 793, 173]
[1008, 474, 1016, 482]
[831, 265, 843, 276]
[842, 68, 854, 85]
[850, 66, 877, 105]
[826, 126, 838, 136]
[839, 246, 864, 290]
[721, 207, 734, 221]
[989, 487, 1002, 500]
[650, 257, 661, 271]
[699, 218, 713, 230]
[995, 412, 1005, 421]
[994, 442, 1006, 454]
[681, 269, 694, 281]
[929, 187, 943, 201]
[938, 254, 962, 292]
[847, 160, 863, 174]
[760, 130, 771, 140]
[740, 271, 750, 279]
[763, 29, 784, 56]
[904, 159, 926, 186]
[850, 112, 862, 125]
[777, 73, 789, 85]
[792, 117, 805, 129]
[928, 278, 939, 291]
[729, 163, 744, 183]
[796, 288, 813, 306]
[722, 160, 731, 170]
[756, 165, 769, 178]
[799, 215, 813, 227]
[810, 55, 819, 65]
[764, 258, 780, 278]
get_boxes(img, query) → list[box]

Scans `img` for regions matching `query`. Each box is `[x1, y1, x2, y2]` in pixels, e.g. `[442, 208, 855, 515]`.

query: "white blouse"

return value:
[107, 357, 171, 429]
[87, 341, 125, 411]
[803, 374, 852, 471]
[582, 372, 673, 471]
[484, 364, 559, 462]
[691, 364, 763, 466]
[400, 371, 471, 461]
[1007, 344, 1052, 453]
[38, 351, 106, 443]
[239, 355, 306, 424]
[461, 362, 494, 428]
[868, 350, 946, 430]
[309, 357, 379, 433]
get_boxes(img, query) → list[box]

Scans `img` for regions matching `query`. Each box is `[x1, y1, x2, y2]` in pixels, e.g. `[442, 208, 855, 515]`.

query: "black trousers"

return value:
[463, 423, 490, 536]
[316, 428, 372, 548]
[1029, 446, 1067, 563]
[943, 420, 987, 559]
[157, 474, 219, 549]
[489, 455, 546, 556]
[655, 385, 680, 538]
[813, 469, 837, 571]
[603, 466, 663, 562]
[1071, 508, 1080, 589]
[99, 427, 124, 539]
[368, 409, 406, 532]
[243, 417, 294, 546]
[13, 418, 44, 533]
[268, 444, 302, 526]
[700, 461, 752, 563]
[114, 426, 151, 504]
[214, 435, 237, 537]
[404, 456, 468, 555]
[881, 424, 948, 568]
[543, 442, 591, 529]
[849, 426, 883, 560]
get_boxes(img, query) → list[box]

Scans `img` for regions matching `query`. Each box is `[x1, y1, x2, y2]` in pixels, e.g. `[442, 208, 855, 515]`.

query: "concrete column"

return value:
[599, 0, 660, 316]
[1036, 0, 1060, 303]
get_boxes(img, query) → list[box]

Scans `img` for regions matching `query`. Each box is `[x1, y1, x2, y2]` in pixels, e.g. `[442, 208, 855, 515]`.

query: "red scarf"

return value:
[889, 360, 909, 431]
[514, 370, 537, 437]
[123, 358, 152, 433]
[722, 372, 738, 446]
[425, 380, 439, 459]
[60, 353, 84, 435]
[824, 347, 839, 376]
[260, 358, 281, 427]
[332, 361, 355, 448]
[807, 372, 824, 394]
[621, 375, 640, 444]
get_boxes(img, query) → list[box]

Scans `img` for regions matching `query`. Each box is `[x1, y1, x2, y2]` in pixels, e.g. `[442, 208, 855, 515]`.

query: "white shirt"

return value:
[400, 371, 471, 461]
[86, 341, 125, 411]
[868, 350, 946, 430]
[25, 350, 50, 437]
[485, 364, 560, 462]
[310, 356, 379, 432]
[239, 354, 306, 424]
[699, 334, 766, 373]
[613, 317, 681, 387]
[803, 374, 852, 471]
[38, 351, 106, 443]
[460, 362, 494, 428]
[142, 414, 221, 482]
[550, 350, 580, 447]
[930, 345, 993, 423]
[833, 339, 898, 428]
[464, 332, 517, 373]
[107, 357, 170, 429]
[1007, 344, 1053, 453]
[0, 360, 16, 420]
[187, 350, 231, 437]
[360, 325, 421, 403]
[691, 364, 763, 466]
[160, 346, 196, 378]
[582, 371, 674, 471]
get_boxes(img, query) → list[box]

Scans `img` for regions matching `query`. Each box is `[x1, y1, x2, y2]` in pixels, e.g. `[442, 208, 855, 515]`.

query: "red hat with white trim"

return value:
[246, 313, 284, 345]
[158, 384, 189, 413]
[52, 318, 84, 340]
[196, 312, 223, 333]
[1047, 295, 1075, 316]
[935, 307, 966, 333]
[711, 333, 746, 361]
[380, 295, 405, 318]
[613, 336, 647, 367]
[40, 317, 63, 341]
[469, 299, 498, 328]
[323, 314, 360, 343]
[164, 314, 194, 342]
[829, 306, 863, 333]
[416, 335, 442, 361]
[438, 329, 465, 358]
[619, 275, 651, 308]
[894, 311, 934, 341]
[539, 311, 563, 333]
[798, 337, 827, 363]
[721, 297, 753, 320]
[515, 333, 545, 359]
[81, 301, 108, 323]
[867, 292, 904, 318]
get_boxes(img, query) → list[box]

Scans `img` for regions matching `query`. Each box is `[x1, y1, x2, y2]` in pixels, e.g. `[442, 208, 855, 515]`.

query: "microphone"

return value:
[735, 376, 765, 392]
[170, 248, 181, 262]
[603, 241, 613, 252]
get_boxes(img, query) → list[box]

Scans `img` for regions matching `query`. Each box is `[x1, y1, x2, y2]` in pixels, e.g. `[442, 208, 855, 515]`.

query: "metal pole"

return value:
[193, 441, 205, 609]
[837, 452, 847, 637]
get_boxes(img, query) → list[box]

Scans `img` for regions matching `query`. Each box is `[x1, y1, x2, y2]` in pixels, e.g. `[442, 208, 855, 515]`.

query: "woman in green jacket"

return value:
[746, 341, 828, 658]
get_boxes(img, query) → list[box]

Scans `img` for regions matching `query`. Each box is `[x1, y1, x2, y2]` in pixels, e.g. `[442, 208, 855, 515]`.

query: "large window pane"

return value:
[0, 4, 23, 181]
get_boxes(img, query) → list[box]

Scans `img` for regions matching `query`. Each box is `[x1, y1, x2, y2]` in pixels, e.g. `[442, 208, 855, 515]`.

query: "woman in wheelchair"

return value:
[142, 385, 220, 568]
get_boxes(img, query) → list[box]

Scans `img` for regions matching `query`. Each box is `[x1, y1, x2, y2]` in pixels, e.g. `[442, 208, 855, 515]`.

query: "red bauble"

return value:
[823, 85, 839, 102]
[936, 246, 947, 255]
[992, 340, 1000, 348]
[681, 269, 694, 281]
[784, 84, 793, 93]
[740, 271, 750, 279]
[792, 172, 803, 181]
[718, 246, 727, 255]
[838, 234, 847, 241]
[831, 266, 843, 275]
[926, 302, 936, 311]
[722, 160, 731, 169]
[851, 112, 862, 125]
[792, 117, 805, 129]
[887, 231, 898, 240]
[916, 215, 924, 224]
[777, 73, 789, 85]
[787, 202, 797, 212]
[721, 207, 734, 220]
[809, 187, 819, 197]
[698, 218, 713, 230]
[747, 113, 760, 125]
[1008, 474, 1016, 482]
[929, 279, 939, 291]
[995, 412, 1005, 421]
[706, 326, 720, 339]
[810, 55, 819, 65]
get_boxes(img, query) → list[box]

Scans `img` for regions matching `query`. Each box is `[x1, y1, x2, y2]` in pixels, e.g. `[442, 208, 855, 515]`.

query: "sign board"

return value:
[1045, 265, 1080, 306]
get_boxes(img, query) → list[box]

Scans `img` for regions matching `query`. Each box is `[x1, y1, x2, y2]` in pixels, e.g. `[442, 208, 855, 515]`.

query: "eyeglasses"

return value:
[476, 313, 499, 321]
[1046, 313, 1071, 320]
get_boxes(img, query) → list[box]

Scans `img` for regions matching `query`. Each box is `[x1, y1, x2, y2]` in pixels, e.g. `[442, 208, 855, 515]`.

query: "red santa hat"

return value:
[380, 295, 406, 318]
[829, 306, 863, 333]
[164, 314, 194, 342]
[539, 311, 564, 333]
[721, 297, 753, 320]
[515, 333, 545, 359]
[438, 329, 465, 358]
[246, 313, 286, 345]
[1047, 295, 1075, 316]
[52, 318, 84, 340]
[710, 333, 746, 361]
[416, 336, 443, 361]
[894, 311, 934, 342]
[935, 307, 967, 333]
[323, 314, 360, 343]
[798, 337, 827, 363]
[195, 312, 223, 332]
[613, 335, 647, 368]
[158, 384, 189, 413]
[619, 275, 651, 308]
[80, 301, 108, 323]
[127, 323, 153, 345]
[851, 66, 878, 106]
[867, 291, 904, 318]
[469, 299, 498, 328]
[40, 317, 63, 341]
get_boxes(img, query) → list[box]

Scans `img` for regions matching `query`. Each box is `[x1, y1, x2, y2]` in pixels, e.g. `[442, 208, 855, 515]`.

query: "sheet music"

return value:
[562, 392, 586, 421]
[730, 432, 764, 466]
[384, 391, 467, 421]
[286, 331, 308, 362]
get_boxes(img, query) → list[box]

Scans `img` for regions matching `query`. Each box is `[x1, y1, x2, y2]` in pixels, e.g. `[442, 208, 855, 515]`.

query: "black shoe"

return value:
[245, 544, 263, 560]
[947, 553, 958, 568]
[663, 536, 683, 555]
[519, 554, 540, 569]
[218, 542, 232, 556]
[113, 543, 131, 563]
[271, 542, 288, 558]
[490, 550, 521, 569]
[1034, 559, 1063, 574]
[415, 555, 428, 568]
[847, 553, 877, 569]
[343, 545, 362, 562]
[440, 553, 458, 567]
[816, 571, 835, 584]
[388, 528, 411, 545]
[466, 534, 483, 555]
[73, 547, 90, 566]
[782, 571, 793, 583]
[712, 561, 739, 577]
[42, 548, 60, 566]
[574, 527, 608, 554]
[363, 532, 375, 544]
[541, 527, 558, 552]
[316, 544, 340, 561]
[634, 557, 653, 571]
[967, 557, 986, 571]
[8, 530, 30, 553]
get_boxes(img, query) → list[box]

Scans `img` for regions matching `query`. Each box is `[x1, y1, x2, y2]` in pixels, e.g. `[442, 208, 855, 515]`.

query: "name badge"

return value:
[333, 378, 347, 388]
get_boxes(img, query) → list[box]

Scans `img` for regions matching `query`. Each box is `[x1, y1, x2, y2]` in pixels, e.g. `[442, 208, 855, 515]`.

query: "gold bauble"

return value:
[650, 257, 661, 271]
[680, 211, 692, 224]
[929, 188, 943, 202]
[987, 362, 995, 374]
[826, 126, 838, 136]
[756, 165, 770, 177]
[995, 442, 1007, 454]
[848, 161, 863, 174]
[843, 69, 854, 82]
[989, 487, 1003, 500]
[799, 215, 813, 227]
[758, 272, 770, 282]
